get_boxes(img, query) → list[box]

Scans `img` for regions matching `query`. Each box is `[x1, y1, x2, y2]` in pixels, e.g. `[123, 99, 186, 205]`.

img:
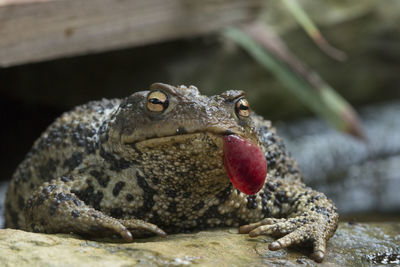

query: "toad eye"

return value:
[146, 90, 169, 113]
[235, 98, 250, 118]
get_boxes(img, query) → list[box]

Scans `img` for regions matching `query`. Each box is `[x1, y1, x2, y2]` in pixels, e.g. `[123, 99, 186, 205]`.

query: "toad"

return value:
[5, 83, 338, 262]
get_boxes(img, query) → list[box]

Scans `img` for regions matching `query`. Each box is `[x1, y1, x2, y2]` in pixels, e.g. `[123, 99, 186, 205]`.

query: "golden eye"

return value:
[146, 90, 169, 113]
[235, 98, 250, 118]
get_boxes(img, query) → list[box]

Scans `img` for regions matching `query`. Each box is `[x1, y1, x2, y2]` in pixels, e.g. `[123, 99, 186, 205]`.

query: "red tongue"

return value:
[223, 135, 267, 195]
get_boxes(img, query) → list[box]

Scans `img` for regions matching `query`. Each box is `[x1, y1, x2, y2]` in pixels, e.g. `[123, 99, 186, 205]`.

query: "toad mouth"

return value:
[126, 131, 268, 196]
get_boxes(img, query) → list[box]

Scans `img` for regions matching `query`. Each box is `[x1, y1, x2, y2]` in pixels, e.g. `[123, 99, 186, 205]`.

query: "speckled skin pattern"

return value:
[5, 83, 338, 262]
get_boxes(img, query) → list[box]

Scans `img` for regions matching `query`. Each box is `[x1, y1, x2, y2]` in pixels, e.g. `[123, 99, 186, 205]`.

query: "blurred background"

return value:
[1, 0, 400, 227]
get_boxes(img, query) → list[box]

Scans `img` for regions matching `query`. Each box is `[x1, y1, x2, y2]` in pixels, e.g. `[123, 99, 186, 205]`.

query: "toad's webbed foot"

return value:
[24, 179, 166, 241]
[239, 215, 335, 263]
[239, 178, 339, 262]
[118, 219, 167, 240]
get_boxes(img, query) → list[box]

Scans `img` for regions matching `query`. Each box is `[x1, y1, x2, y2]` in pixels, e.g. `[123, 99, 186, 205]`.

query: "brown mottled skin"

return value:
[5, 83, 338, 262]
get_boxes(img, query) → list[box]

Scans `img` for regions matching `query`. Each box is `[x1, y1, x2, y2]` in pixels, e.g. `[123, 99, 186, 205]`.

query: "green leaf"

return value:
[223, 26, 364, 139]
[281, 0, 346, 61]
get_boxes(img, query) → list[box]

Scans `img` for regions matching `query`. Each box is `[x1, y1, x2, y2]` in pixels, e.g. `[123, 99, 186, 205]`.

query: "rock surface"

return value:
[0, 223, 399, 266]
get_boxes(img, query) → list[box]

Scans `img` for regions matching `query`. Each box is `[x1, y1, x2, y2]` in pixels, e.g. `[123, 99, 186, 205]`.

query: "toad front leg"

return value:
[239, 178, 339, 263]
[24, 173, 166, 240]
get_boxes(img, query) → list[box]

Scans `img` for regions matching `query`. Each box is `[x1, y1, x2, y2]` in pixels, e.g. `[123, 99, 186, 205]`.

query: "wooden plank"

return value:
[0, 0, 263, 67]
[0, 0, 51, 6]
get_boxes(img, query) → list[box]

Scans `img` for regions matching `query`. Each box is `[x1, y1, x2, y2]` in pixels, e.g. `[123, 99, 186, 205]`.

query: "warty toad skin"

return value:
[5, 83, 338, 262]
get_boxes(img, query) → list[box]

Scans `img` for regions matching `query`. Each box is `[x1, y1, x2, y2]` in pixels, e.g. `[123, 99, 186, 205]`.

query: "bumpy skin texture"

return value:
[5, 83, 338, 262]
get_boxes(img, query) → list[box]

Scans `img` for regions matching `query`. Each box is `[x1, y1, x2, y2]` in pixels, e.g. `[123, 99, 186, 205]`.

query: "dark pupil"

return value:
[239, 103, 249, 110]
[149, 98, 163, 105]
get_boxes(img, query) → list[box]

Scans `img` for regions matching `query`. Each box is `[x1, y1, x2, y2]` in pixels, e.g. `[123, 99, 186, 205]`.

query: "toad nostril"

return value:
[176, 127, 187, 135]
